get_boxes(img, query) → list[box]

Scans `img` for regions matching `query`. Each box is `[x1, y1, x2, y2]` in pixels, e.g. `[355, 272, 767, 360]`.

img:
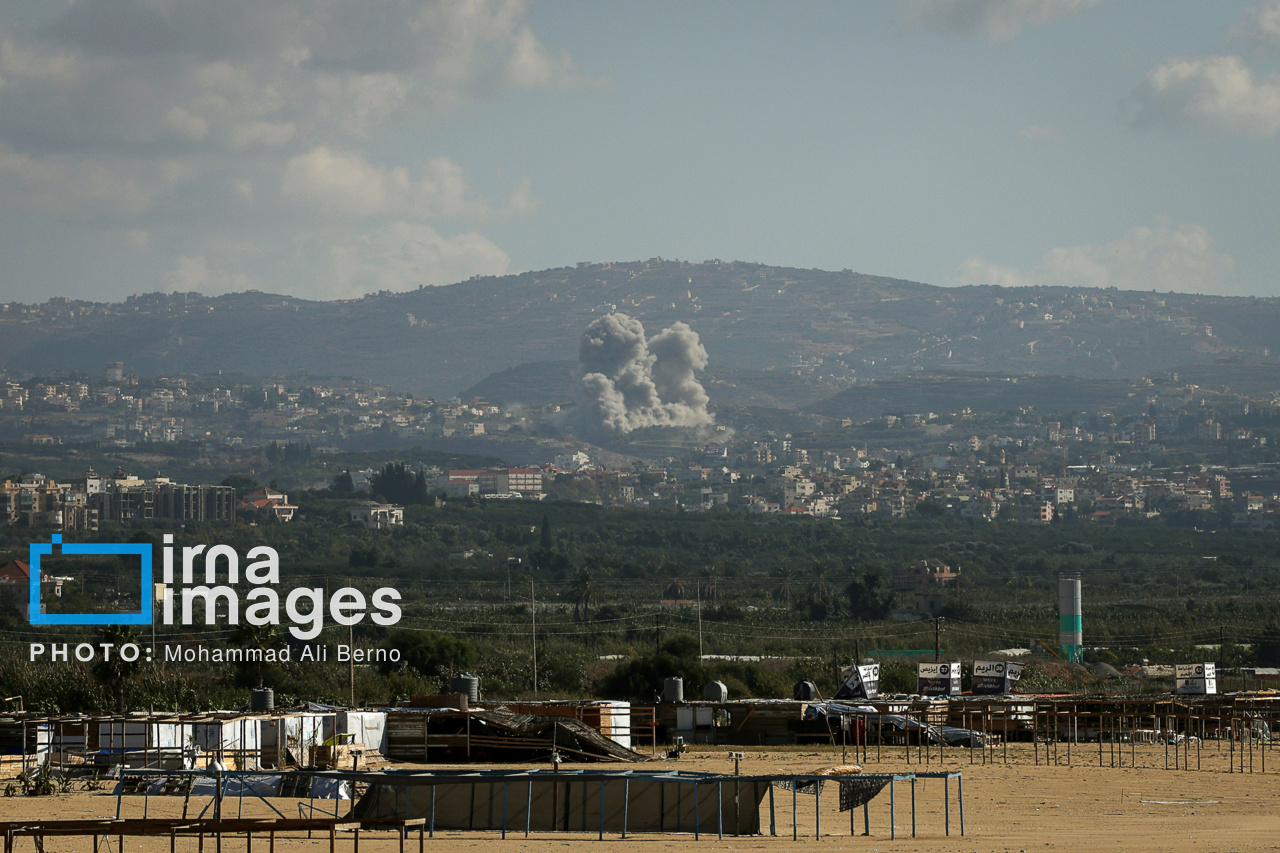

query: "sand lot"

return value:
[2, 744, 1278, 852]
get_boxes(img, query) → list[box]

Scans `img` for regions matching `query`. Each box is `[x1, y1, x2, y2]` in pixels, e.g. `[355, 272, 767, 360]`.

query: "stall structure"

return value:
[383, 708, 645, 763]
[348, 767, 964, 840]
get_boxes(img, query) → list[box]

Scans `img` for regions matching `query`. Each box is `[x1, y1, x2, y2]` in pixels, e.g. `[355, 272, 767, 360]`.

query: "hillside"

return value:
[3, 260, 1279, 406]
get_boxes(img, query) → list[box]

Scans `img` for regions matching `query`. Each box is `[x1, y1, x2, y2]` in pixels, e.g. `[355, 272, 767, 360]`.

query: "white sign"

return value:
[917, 662, 962, 696]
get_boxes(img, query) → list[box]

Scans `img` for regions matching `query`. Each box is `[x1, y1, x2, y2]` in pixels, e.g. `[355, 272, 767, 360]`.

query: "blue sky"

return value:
[0, 0, 1277, 301]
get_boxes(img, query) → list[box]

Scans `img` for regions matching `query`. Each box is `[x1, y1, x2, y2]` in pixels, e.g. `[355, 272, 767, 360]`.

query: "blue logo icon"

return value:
[28, 535, 153, 626]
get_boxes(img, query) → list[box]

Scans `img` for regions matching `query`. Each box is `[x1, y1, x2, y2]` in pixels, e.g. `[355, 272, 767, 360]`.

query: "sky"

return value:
[0, 0, 1278, 302]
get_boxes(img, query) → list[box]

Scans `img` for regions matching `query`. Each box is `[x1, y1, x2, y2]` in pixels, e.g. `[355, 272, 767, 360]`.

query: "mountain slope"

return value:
[2, 260, 1277, 404]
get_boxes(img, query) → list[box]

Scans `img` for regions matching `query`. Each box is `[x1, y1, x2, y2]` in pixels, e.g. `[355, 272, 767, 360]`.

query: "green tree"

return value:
[221, 475, 260, 497]
[847, 571, 893, 621]
[230, 623, 280, 688]
[92, 625, 142, 713]
[570, 568, 601, 622]
[385, 631, 477, 681]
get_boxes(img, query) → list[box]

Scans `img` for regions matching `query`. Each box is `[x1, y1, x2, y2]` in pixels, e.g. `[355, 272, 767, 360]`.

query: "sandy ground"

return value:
[3, 743, 1280, 852]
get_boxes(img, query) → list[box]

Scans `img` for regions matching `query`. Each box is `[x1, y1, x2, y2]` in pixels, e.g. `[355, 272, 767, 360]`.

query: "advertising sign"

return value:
[833, 663, 881, 700]
[1174, 662, 1217, 695]
[972, 660, 1023, 695]
[917, 662, 962, 696]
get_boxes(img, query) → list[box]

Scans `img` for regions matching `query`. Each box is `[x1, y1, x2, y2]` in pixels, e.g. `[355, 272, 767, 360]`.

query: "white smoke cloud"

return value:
[575, 312, 714, 436]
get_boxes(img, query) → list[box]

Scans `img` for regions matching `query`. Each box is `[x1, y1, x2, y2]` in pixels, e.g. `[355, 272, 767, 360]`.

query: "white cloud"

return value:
[1128, 55, 1280, 137]
[0, 2, 585, 298]
[505, 25, 602, 89]
[1230, 1, 1280, 54]
[502, 177, 537, 217]
[166, 254, 257, 294]
[0, 144, 161, 216]
[330, 221, 510, 296]
[953, 220, 1238, 295]
[954, 256, 1032, 288]
[281, 147, 489, 218]
[902, 0, 1106, 41]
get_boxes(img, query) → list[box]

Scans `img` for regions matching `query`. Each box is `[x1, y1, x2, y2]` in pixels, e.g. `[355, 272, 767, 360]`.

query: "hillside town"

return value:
[2, 362, 1279, 533]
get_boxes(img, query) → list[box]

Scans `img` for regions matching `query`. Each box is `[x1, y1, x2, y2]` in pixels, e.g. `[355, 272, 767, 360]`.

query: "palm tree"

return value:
[699, 567, 720, 605]
[570, 568, 600, 621]
[664, 578, 686, 600]
[772, 566, 797, 603]
[808, 561, 832, 604]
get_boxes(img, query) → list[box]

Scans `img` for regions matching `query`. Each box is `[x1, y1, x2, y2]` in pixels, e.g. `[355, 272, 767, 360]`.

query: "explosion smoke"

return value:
[575, 312, 713, 436]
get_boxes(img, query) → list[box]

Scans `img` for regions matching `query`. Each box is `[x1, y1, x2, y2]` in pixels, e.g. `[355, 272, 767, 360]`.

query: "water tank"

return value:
[702, 680, 728, 702]
[1058, 575, 1083, 663]
[663, 677, 684, 703]
[793, 680, 818, 701]
[449, 673, 480, 704]
[250, 688, 274, 711]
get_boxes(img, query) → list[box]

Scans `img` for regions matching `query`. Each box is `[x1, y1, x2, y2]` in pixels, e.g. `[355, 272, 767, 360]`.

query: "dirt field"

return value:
[3, 743, 1279, 852]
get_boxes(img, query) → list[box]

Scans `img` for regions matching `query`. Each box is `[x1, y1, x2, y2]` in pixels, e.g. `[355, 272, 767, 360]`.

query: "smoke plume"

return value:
[575, 312, 713, 436]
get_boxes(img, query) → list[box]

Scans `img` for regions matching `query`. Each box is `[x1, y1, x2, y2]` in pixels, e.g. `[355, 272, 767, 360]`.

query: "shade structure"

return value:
[352, 770, 770, 835]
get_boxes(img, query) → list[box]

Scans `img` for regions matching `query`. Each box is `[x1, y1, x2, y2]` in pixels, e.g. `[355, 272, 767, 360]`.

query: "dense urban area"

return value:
[2, 355, 1280, 714]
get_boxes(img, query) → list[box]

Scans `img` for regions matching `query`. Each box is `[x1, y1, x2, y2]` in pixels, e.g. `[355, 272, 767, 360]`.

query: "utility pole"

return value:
[934, 617, 942, 662]
[531, 572, 538, 699]
[697, 581, 703, 662]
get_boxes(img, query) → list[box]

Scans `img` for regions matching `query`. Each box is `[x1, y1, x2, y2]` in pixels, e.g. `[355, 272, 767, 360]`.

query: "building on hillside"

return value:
[239, 487, 296, 522]
[96, 477, 235, 524]
[0, 560, 71, 620]
[893, 558, 961, 592]
[438, 469, 543, 498]
[350, 501, 404, 529]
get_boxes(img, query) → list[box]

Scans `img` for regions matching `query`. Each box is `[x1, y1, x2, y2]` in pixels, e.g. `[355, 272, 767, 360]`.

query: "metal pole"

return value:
[623, 777, 630, 839]
[598, 779, 605, 841]
[959, 775, 966, 836]
[945, 775, 950, 836]
[526, 780, 533, 837]
[890, 778, 896, 841]
[717, 781, 723, 840]
[501, 781, 508, 840]
[911, 776, 917, 838]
